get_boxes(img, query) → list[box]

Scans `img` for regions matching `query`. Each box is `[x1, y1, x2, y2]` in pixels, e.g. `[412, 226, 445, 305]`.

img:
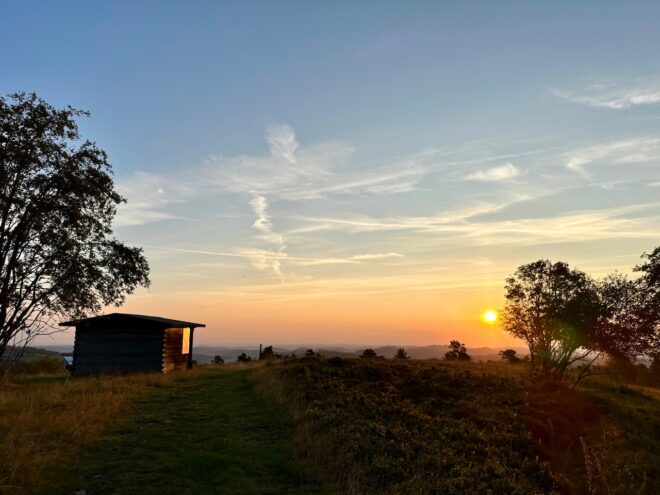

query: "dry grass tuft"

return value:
[0, 370, 203, 494]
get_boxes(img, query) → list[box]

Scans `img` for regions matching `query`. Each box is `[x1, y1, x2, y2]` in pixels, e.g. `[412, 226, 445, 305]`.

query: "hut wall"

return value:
[74, 326, 163, 374]
[162, 327, 189, 373]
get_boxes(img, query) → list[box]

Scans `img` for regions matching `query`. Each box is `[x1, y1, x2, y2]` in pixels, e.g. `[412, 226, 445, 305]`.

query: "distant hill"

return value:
[1, 345, 63, 363]
[33, 343, 528, 364]
[191, 344, 528, 363]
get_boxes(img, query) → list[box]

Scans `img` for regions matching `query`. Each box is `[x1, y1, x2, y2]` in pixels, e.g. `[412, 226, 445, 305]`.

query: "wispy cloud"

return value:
[464, 162, 520, 181]
[290, 203, 660, 246]
[565, 136, 660, 176]
[552, 78, 660, 109]
[247, 194, 287, 279]
[114, 172, 192, 227]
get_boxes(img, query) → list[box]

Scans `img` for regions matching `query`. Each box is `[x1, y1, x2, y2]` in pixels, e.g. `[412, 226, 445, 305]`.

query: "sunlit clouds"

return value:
[464, 162, 520, 181]
[111, 120, 660, 346]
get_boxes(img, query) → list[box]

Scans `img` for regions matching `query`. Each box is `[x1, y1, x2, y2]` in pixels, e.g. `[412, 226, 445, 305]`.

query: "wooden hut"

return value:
[59, 313, 205, 374]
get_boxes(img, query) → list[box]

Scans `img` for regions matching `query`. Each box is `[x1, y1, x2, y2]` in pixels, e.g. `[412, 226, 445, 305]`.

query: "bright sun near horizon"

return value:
[482, 310, 498, 324]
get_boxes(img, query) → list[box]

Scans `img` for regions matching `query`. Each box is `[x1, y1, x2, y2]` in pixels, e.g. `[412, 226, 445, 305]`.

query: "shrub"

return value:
[500, 349, 521, 364]
[394, 348, 409, 359]
[237, 353, 252, 363]
[444, 340, 471, 361]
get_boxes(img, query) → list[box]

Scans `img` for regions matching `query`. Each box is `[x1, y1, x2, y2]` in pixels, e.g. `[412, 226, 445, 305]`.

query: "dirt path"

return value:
[54, 369, 326, 495]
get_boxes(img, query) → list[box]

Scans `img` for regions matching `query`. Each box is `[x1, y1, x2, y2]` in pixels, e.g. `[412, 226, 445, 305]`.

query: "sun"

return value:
[481, 310, 498, 324]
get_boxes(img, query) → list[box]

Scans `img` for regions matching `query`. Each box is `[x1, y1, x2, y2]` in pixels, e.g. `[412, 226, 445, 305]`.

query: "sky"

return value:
[3, 1, 660, 347]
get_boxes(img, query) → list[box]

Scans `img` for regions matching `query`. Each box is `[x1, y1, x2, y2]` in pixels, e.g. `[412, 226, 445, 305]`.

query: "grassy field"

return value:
[0, 368, 201, 494]
[255, 358, 660, 495]
[1, 359, 658, 494]
[51, 368, 326, 495]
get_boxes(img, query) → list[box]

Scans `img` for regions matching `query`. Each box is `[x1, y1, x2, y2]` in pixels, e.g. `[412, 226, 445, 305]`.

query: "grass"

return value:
[0, 368, 199, 494]
[255, 357, 660, 495]
[50, 367, 327, 495]
[254, 358, 556, 494]
[2, 358, 658, 494]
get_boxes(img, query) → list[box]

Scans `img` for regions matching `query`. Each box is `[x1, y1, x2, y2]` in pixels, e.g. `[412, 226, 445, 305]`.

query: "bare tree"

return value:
[0, 93, 150, 368]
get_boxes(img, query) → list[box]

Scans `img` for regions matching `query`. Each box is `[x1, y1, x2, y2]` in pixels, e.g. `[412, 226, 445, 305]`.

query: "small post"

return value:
[187, 328, 195, 369]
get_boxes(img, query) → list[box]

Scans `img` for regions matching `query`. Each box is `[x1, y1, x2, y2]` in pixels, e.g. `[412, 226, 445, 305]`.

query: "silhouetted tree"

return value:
[213, 355, 224, 364]
[394, 348, 410, 359]
[360, 348, 380, 359]
[0, 93, 150, 366]
[260, 345, 281, 360]
[502, 254, 660, 383]
[237, 353, 252, 363]
[502, 260, 602, 381]
[444, 340, 470, 361]
[304, 349, 316, 358]
[499, 349, 521, 364]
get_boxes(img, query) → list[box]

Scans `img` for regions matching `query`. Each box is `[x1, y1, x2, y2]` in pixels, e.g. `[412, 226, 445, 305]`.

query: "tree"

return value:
[444, 340, 470, 361]
[499, 349, 521, 364]
[501, 260, 602, 381]
[0, 93, 150, 365]
[633, 246, 660, 356]
[260, 345, 281, 360]
[213, 355, 224, 364]
[394, 348, 410, 359]
[360, 348, 380, 359]
[304, 349, 316, 358]
[237, 352, 252, 363]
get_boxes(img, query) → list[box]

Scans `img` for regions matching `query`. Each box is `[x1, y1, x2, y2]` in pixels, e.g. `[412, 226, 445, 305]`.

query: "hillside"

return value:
[2, 359, 657, 494]
[255, 358, 660, 494]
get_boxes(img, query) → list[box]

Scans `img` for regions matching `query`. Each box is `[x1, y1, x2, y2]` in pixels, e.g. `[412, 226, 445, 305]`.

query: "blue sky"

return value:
[4, 1, 660, 345]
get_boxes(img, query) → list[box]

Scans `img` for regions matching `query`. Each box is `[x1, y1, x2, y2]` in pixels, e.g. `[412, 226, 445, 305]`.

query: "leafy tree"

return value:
[501, 260, 602, 380]
[394, 348, 410, 359]
[213, 355, 224, 364]
[633, 246, 660, 356]
[237, 352, 252, 363]
[499, 349, 521, 364]
[360, 348, 380, 359]
[0, 93, 150, 365]
[444, 340, 470, 361]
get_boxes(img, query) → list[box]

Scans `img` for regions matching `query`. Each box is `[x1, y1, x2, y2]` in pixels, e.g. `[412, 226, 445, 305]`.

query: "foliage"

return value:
[213, 355, 224, 364]
[393, 347, 409, 359]
[9, 356, 66, 375]
[444, 339, 471, 361]
[359, 348, 381, 359]
[304, 349, 316, 358]
[0, 93, 150, 365]
[237, 352, 252, 363]
[260, 345, 282, 360]
[501, 251, 660, 382]
[502, 260, 605, 380]
[261, 358, 555, 494]
[633, 246, 660, 355]
[499, 348, 521, 363]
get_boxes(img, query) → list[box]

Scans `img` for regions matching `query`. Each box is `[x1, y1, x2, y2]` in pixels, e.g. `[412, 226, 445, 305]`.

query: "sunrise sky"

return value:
[4, 2, 660, 347]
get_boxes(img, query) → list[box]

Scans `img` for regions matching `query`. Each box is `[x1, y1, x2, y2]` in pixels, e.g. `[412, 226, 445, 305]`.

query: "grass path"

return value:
[53, 368, 326, 495]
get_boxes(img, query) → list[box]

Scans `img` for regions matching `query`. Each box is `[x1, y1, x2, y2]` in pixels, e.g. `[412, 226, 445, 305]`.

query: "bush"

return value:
[11, 356, 66, 375]
[444, 340, 471, 361]
[500, 349, 521, 364]
[237, 353, 252, 363]
[394, 348, 410, 359]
